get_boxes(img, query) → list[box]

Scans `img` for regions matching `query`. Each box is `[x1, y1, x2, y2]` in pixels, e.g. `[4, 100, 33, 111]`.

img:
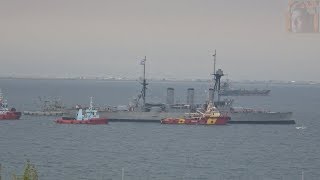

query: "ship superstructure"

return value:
[209, 51, 293, 124]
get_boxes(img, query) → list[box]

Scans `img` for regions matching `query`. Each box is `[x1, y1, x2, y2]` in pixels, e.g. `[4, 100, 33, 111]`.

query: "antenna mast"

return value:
[213, 49, 216, 75]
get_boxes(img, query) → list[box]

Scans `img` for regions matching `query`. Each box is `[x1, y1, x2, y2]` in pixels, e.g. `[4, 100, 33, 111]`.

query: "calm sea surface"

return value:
[0, 79, 320, 180]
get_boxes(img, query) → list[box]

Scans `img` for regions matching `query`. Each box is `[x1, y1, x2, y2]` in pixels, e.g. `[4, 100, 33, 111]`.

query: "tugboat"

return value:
[161, 102, 230, 125]
[0, 89, 22, 120]
[55, 97, 108, 124]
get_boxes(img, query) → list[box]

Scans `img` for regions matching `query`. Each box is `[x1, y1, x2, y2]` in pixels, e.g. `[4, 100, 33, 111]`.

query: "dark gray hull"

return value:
[228, 111, 294, 124]
[220, 89, 271, 96]
[97, 111, 294, 124]
[23, 111, 64, 116]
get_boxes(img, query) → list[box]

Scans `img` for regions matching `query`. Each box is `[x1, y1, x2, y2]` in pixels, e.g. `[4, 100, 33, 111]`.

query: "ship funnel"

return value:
[209, 88, 214, 103]
[166, 88, 174, 105]
[187, 88, 195, 106]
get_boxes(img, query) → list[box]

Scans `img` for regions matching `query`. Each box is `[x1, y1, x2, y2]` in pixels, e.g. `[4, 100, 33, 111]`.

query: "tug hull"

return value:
[0, 111, 22, 120]
[55, 117, 108, 124]
[161, 116, 229, 125]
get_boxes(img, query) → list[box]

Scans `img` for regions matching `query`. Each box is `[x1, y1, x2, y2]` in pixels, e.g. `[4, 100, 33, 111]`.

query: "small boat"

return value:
[55, 97, 108, 125]
[161, 102, 230, 125]
[23, 96, 64, 116]
[296, 126, 306, 130]
[0, 89, 21, 120]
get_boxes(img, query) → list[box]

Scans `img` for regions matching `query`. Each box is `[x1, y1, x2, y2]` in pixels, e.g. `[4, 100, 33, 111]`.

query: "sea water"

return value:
[0, 79, 319, 180]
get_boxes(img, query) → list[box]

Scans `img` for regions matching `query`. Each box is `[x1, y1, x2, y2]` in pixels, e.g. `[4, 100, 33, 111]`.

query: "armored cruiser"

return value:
[219, 80, 271, 96]
[67, 54, 294, 124]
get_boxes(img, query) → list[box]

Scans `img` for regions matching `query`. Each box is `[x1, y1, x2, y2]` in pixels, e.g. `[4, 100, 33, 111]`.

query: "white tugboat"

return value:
[55, 97, 108, 124]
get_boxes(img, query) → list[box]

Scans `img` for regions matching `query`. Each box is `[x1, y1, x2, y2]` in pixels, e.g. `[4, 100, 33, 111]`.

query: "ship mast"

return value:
[89, 97, 93, 111]
[0, 89, 3, 102]
[213, 50, 216, 75]
[140, 56, 148, 108]
[212, 50, 224, 102]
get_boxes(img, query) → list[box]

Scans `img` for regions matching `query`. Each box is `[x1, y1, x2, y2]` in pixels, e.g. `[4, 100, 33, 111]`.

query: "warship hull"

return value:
[96, 111, 294, 124]
[228, 111, 294, 124]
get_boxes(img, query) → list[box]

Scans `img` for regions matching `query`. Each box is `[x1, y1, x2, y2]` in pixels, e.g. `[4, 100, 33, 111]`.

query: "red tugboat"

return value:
[161, 102, 230, 125]
[55, 97, 108, 125]
[0, 89, 21, 120]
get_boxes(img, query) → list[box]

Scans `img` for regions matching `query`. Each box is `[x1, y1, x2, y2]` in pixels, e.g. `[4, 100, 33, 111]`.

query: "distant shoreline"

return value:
[0, 76, 319, 85]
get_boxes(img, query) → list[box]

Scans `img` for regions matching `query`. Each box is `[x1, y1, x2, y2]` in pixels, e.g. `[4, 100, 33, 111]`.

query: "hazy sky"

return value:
[0, 0, 319, 81]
